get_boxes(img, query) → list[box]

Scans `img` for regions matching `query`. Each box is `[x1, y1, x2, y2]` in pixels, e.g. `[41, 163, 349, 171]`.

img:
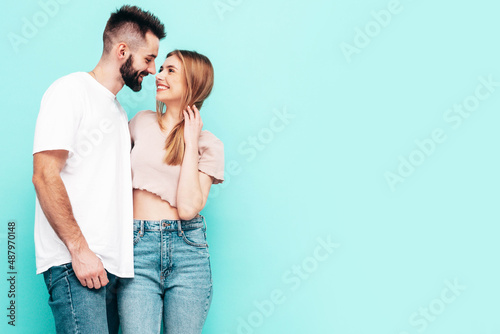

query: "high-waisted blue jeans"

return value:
[117, 215, 213, 334]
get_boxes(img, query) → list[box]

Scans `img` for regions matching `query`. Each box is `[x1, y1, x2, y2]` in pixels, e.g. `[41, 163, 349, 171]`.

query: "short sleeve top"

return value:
[129, 110, 224, 207]
[33, 72, 134, 277]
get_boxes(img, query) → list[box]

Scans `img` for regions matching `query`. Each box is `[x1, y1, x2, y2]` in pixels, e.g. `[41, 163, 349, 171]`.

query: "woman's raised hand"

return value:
[183, 105, 203, 148]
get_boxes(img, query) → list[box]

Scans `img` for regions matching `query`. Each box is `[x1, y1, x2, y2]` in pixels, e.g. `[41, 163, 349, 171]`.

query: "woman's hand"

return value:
[177, 105, 208, 219]
[183, 105, 203, 149]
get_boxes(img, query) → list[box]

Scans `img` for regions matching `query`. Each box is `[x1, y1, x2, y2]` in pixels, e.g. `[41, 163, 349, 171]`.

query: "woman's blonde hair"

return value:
[156, 50, 214, 165]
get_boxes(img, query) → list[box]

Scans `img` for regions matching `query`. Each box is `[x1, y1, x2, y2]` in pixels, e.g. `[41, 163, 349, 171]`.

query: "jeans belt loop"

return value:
[140, 220, 144, 237]
[177, 220, 183, 237]
[201, 214, 207, 232]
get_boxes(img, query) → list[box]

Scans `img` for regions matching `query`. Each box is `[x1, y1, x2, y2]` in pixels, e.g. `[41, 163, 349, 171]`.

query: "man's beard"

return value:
[120, 54, 146, 92]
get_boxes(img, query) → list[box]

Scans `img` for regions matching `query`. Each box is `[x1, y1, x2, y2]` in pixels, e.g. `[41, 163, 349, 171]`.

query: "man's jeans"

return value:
[117, 215, 213, 334]
[43, 263, 119, 334]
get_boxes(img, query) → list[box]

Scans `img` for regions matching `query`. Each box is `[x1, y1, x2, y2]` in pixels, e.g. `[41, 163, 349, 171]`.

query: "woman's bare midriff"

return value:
[133, 188, 180, 220]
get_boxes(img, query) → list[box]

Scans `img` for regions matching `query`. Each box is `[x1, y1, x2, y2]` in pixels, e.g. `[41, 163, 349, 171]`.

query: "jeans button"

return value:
[162, 222, 167, 227]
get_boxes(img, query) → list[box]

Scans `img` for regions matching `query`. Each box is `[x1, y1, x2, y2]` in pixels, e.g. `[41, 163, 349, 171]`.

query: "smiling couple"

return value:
[32, 5, 224, 334]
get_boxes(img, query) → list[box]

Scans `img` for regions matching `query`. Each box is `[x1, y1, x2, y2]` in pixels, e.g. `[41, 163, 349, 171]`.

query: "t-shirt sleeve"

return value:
[128, 111, 141, 146]
[198, 132, 224, 184]
[33, 77, 84, 156]
[128, 110, 152, 146]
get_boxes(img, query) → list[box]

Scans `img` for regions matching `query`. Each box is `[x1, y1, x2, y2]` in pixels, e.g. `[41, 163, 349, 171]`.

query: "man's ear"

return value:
[116, 43, 128, 60]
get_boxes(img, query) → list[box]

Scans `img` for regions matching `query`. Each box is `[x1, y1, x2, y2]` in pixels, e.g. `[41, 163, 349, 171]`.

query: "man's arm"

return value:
[32, 150, 108, 289]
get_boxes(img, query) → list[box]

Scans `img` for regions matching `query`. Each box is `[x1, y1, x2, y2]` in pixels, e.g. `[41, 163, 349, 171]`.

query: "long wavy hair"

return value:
[156, 50, 214, 165]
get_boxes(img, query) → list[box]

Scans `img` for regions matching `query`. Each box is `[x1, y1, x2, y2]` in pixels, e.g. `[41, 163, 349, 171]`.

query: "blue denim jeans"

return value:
[43, 263, 119, 334]
[117, 215, 213, 334]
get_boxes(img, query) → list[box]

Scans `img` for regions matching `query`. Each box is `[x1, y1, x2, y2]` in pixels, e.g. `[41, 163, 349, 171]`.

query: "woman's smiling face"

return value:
[155, 55, 187, 105]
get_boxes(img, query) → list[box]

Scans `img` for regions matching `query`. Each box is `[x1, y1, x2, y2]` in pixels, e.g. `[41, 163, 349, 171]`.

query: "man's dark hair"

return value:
[103, 5, 166, 54]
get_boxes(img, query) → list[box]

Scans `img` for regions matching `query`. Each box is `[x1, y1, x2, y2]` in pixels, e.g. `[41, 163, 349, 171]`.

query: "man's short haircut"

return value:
[103, 5, 166, 54]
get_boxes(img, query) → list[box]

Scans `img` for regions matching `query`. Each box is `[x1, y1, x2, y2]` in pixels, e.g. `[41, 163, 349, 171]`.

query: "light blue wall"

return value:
[1, 0, 499, 333]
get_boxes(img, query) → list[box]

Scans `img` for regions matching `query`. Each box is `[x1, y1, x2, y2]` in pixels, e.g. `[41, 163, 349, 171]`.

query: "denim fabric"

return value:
[43, 263, 119, 334]
[117, 215, 213, 334]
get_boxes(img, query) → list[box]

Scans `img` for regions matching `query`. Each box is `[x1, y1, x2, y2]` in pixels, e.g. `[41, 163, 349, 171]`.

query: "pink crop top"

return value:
[129, 110, 224, 207]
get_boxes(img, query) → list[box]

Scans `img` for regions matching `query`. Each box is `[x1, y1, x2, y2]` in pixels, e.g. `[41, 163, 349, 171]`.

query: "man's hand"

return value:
[70, 241, 108, 289]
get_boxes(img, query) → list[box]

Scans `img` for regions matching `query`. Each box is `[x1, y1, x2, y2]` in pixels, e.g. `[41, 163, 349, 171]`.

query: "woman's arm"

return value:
[176, 105, 213, 220]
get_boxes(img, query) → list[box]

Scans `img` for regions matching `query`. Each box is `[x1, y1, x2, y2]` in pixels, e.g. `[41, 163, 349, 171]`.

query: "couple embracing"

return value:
[32, 5, 223, 334]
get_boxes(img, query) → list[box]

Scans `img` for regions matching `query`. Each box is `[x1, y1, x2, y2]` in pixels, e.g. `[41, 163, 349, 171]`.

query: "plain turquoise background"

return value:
[1, 0, 500, 333]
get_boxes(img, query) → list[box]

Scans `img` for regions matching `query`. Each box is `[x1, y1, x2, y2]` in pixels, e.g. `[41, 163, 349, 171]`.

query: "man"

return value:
[32, 6, 165, 333]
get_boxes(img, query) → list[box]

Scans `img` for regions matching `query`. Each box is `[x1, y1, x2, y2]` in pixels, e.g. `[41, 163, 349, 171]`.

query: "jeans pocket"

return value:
[181, 227, 208, 248]
[45, 263, 72, 293]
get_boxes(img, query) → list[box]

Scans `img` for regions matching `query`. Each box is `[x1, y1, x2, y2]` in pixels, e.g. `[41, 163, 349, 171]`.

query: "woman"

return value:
[117, 50, 224, 334]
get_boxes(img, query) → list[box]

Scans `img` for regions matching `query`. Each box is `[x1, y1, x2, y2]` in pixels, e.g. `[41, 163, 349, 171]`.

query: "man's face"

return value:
[120, 31, 160, 92]
[120, 54, 146, 92]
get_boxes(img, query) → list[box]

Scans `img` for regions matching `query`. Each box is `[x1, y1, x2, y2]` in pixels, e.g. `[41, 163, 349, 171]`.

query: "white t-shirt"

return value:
[33, 72, 134, 277]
